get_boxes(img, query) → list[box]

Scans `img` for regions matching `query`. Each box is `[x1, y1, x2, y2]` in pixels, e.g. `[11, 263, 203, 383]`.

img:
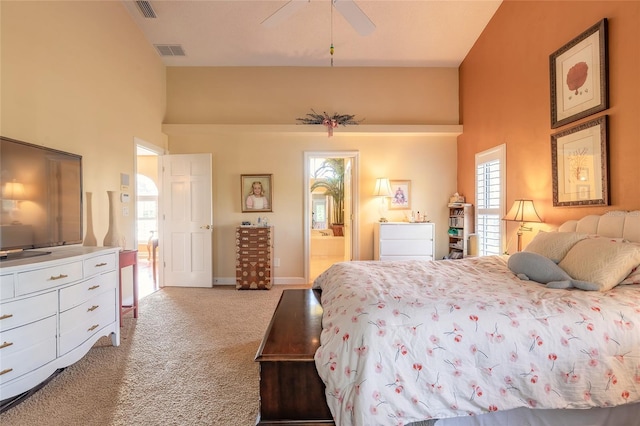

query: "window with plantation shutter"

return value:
[475, 145, 506, 256]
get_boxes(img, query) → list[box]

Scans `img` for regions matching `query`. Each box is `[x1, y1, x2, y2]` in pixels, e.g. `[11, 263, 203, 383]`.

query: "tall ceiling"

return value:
[122, 0, 503, 67]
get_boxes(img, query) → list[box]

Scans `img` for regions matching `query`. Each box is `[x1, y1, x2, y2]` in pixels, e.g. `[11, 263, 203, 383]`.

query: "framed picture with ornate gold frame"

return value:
[551, 116, 608, 207]
[241, 174, 273, 212]
[389, 180, 411, 210]
[550, 18, 608, 128]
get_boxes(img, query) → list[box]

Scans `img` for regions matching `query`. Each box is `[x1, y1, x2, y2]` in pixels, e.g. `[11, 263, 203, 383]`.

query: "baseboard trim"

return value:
[214, 277, 308, 286]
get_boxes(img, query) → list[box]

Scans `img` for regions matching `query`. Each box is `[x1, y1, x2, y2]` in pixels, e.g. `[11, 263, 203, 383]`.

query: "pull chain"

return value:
[330, 0, 334, 66]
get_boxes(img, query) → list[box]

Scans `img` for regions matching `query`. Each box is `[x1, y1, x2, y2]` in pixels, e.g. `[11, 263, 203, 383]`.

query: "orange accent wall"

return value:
[458, 0, 640, 227]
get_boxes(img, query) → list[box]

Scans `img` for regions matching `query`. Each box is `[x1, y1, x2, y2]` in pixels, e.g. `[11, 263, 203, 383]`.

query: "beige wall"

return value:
[137, 156, 159, 187]
[459, 0, 640, 252]
[1, 1, 167, 249]
[163, 125, 459, 283]
[166, 67, 459, 125]
[165, 67, 462, 282]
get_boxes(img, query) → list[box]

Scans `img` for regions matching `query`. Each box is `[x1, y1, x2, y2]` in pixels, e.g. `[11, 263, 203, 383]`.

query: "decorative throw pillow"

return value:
[558, 239, 640, 291]
[508, 252, 596, 290]
[620, 242, 640, 285]
[620, 265, 640, 285]
[524, 231, 588, 263]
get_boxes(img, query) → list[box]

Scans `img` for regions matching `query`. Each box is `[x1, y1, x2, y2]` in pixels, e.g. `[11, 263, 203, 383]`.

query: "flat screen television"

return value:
[1, 136, 83, 259]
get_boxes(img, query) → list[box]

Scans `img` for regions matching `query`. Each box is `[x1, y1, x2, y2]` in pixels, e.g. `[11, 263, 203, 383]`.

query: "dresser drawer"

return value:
[0, 291, 57, 332]
[379, 254, 434, 261]
[379, 223, 433, 240]
[83, 252, 117, 278]
[16, 261, 83, 296]
[59, 270, 117, 312]
[59, 289, 116, 355]
[0, 315, 57, 359]
[0, 274, 15, 301]
[380, 239, 433, 256]
[0, 316, 57, 385]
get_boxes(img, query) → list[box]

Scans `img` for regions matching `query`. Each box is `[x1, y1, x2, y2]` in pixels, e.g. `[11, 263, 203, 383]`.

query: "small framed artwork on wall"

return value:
[551, 116, 608, 207]
[550, 18, 608, 128]
[389, 180, 411, 210]
[241, 174, 273, 212]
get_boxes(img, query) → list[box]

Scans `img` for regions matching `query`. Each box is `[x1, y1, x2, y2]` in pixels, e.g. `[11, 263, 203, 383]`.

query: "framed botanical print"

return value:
[550, 18, 608, 128]
[551, 116, 608, 207]
[241, 174, 273, 212]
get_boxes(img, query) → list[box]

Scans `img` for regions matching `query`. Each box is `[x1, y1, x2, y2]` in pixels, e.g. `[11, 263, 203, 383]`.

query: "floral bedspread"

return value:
[312, 256, 640, 426]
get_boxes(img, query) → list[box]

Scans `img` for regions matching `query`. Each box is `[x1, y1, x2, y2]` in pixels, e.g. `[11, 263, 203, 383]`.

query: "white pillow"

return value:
[558, 239, 640, 291]
[524, 231, 588, 263]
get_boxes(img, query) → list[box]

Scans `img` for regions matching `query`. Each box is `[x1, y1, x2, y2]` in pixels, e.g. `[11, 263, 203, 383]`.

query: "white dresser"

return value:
[373, 222, 435, 261]
[0, 246, 120, 401]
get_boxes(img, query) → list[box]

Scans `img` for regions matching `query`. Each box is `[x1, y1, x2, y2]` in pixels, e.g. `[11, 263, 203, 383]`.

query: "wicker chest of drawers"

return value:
[236, 226, 273, 290]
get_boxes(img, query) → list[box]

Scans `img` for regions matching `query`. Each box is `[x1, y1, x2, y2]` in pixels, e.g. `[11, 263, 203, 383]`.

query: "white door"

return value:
[161, 153, 213, 287]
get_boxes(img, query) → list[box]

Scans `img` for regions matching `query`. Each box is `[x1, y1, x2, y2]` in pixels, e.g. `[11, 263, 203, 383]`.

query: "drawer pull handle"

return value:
[0, 341, 14, 349]
[88, 324, 99, 332]
[87, 305, 99, 312]
[0, 368, 13, 376]
[49, 274, 69, 281]
[0, 314, 13, 320]
[95, 262, 108, 267]
[88, 285, 100, 290]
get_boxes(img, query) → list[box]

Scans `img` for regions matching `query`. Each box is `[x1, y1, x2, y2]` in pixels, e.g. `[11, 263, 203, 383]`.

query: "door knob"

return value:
[200, 225, 213, 230]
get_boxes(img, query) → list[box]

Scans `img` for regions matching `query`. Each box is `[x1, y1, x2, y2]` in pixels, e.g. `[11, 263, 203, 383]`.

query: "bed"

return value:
[312, 211, 640, 425]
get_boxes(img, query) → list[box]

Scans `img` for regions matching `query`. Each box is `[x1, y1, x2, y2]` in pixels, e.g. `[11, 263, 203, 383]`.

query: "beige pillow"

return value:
[524, 231, 587, 263]
[621, 265, 640, 285]
[620, 242, 640, 285]
[558, 239, 640, 291]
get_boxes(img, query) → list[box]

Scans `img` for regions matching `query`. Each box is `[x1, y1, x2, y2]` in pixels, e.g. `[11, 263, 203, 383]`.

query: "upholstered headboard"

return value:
[558, 210, 640, 243]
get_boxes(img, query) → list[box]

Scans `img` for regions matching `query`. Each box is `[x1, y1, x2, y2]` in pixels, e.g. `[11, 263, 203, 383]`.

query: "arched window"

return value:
[137, 174, 158, 243]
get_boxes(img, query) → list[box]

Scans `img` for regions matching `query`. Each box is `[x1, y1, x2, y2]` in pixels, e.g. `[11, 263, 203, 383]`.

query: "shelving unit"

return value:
[447, 203, 474, 259]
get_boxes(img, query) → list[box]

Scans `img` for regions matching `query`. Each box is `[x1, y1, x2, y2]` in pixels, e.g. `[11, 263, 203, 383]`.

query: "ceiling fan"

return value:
[261, 0, 376, 36]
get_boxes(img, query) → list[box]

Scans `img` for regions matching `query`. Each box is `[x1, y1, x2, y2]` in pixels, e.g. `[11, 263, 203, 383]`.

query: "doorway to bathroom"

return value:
[304, 151, 359, 283]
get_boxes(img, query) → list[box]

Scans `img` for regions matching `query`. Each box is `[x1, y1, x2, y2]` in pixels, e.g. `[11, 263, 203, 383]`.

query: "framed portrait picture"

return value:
[550, 18, 608, 128]
[241, 174, 273, 212]
[551, 116, 608, 207]
[389, 180, 411, 210]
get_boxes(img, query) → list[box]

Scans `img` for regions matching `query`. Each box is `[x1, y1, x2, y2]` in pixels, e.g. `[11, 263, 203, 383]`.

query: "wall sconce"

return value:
[372, 178, 393, 222]
[502, 199, 542, 252]
[2, 180, 26, 224]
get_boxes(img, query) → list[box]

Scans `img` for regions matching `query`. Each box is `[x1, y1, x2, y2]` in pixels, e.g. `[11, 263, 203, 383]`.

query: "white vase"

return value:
[83, 191, 97, 246]
[103, 190, 120, 247]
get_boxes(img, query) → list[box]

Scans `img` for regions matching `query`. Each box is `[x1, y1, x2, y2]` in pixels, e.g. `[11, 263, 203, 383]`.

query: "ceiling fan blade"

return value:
[261, 0, 309, 28]
[333, 0, 375, 36]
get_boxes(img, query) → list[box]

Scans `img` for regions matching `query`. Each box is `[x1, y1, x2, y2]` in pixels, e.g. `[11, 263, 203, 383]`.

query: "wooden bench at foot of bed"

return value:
[255, 289, 334, 425]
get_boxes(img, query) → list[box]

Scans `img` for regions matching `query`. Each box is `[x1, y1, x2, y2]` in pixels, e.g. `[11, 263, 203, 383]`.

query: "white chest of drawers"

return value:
[0, 246, 120, 401]
[373, 222, 435, 261]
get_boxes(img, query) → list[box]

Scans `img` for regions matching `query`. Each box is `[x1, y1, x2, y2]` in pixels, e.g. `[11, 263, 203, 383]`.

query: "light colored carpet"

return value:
[0, 286, 294, 426]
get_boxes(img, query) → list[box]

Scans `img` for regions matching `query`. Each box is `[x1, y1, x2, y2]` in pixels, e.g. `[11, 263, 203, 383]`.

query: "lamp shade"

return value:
[503, 199, 542, 223]
[2, 180, 25, 200]
[373, 178, 392, 197]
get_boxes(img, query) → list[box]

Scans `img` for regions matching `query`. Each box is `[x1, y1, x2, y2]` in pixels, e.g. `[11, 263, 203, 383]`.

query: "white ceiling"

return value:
[122, 0, 502, 67]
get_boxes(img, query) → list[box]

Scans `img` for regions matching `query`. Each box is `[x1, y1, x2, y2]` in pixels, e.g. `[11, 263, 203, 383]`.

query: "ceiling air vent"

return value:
[154, 44, 186, 57]
[135, 1, 157, 19]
